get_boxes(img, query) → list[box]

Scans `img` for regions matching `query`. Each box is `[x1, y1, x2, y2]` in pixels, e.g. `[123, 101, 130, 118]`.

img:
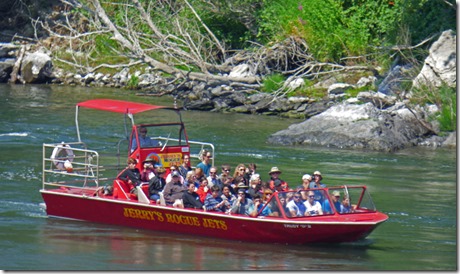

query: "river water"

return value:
[0, 84, 456, 270]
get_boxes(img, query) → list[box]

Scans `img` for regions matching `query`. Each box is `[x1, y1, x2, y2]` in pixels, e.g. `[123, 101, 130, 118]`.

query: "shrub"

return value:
[261, 73, 285, 93]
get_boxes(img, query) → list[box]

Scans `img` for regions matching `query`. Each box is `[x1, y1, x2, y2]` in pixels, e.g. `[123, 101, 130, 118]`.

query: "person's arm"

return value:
[231, 197, 241, 213]
[316, 203, 323, 215]
[250, 201, 260, 217]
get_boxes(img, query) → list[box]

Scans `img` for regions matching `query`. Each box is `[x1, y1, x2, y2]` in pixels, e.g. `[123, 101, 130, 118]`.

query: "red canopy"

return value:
[77, 99, 166, 114]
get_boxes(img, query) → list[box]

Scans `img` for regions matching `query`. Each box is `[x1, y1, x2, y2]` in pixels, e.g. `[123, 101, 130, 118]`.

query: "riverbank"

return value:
[0, 30, 456, 152]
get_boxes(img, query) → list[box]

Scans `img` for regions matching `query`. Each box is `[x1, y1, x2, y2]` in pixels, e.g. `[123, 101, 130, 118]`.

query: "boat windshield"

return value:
[131, 123, 187, 152]
[261, 186, 377, 218]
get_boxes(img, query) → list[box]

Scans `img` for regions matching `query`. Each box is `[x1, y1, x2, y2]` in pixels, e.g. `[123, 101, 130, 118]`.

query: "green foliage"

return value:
[411, 83, 456, 132]
[126, 75, 139, 90]
[261, 73, 285, 93]
[397, 0, 456, 45]
[435, 85, 456, 132]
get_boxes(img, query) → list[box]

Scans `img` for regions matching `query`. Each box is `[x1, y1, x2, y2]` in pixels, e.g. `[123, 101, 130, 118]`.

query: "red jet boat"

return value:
[40, 99, 388, 245]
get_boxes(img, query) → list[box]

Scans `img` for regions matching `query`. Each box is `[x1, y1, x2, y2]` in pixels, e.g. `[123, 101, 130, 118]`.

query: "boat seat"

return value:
[113, 179, 137, 200]
[141, 183, 150, 198]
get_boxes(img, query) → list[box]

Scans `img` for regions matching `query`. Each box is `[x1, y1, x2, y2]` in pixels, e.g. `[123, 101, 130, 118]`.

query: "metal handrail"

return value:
[42, 143, 100, 189]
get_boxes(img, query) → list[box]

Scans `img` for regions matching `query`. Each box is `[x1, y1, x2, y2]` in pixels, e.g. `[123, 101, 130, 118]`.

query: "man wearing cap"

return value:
[148, 166, 167, 202]
[231, 188, 255, 215]
[268, 167, 289, 192]
[162, 169, 187, 205]
[323, 190, 342, 214]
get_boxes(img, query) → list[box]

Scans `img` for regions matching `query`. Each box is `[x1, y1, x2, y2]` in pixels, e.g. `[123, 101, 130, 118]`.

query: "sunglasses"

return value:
[309, 195, 315, 198]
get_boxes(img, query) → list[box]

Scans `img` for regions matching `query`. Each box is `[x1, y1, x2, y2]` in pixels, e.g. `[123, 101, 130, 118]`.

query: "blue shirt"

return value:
[197, 162, 212, 177]
[323, 199, 341, 214]
[204, 194, 224, 212]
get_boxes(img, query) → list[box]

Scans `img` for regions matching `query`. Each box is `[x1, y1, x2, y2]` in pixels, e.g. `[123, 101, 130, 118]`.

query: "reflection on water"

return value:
[37, 219, 373, 271]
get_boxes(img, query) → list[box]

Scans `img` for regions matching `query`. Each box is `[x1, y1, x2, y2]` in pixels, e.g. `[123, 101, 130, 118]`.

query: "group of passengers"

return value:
[116, 150, 353, 217]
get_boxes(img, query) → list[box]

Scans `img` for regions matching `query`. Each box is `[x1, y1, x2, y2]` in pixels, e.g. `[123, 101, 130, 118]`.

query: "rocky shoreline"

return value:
[0, 30, 456, 152]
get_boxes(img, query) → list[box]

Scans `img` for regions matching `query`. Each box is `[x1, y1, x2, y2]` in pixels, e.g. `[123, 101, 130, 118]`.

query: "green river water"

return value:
[0, 84, 456, 270]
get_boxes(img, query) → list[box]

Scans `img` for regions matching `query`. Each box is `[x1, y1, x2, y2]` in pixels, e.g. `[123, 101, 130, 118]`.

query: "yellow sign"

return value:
[123, 207, 228, 230]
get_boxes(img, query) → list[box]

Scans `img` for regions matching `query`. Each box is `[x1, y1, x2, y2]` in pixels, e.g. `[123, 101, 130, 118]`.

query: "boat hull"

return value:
[40, 190, 388, 245]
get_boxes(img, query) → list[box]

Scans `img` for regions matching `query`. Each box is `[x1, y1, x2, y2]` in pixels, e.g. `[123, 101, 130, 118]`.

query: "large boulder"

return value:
[267, 102, 432, 151]
[20, 51, 53, 83]
[413, 30, 456, 89]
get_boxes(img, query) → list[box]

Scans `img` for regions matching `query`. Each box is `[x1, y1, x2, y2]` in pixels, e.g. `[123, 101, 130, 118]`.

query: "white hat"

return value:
[302, 174, 312, 181]
[313, 171, 322, 176]
[250, 174, 260, 181]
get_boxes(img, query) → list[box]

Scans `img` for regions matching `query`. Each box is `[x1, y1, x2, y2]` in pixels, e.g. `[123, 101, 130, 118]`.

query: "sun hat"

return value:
[269, 167, 282, 175]
[302, 174, 312, 181]
[236, 182, 248, 189]
[332, 190, 340, 196]
[313, 171, 322, 176]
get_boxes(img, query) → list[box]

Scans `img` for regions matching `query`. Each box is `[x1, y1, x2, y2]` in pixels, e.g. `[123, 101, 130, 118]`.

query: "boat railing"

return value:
[42, 142, 102, 190]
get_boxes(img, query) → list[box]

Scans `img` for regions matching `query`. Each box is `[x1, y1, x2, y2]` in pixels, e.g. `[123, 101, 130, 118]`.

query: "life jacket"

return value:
[269, 178, 288, 191]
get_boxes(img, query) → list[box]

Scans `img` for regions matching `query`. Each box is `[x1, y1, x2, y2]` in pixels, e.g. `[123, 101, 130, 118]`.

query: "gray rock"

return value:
[0, 58, 15, 82]
[268, 102, 431, 151]
[413, 30, 456, 89]
[20, 52, 53, 83]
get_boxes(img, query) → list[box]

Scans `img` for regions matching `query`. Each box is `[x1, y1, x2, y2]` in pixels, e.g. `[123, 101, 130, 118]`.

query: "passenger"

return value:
[300, 174, 312, 189]
[221, 174, 236, 195]
[182, 180, 204, 209]
[268, 167, 289, 192]
[250, 193, 273, 217]
[131, 126, 159, 152]
[244, 163, 257, 183]
[259, 180, 271, 194]
[234, 182, 249, 198]
[204, 185, 228, 212]
[304, 191, 324, 216]
[278, 194, 291, 217]
[165, 165, 184, 184]
[247, 174, 262, 199]
[196, 177, 211, 203]
[221, 185, 237, 209]
[340, 196, 354, 213]
[196, 149, 212, 177]
[233, 163, 249, 186]
[310, 171, 326, 188]
[230, 188, 255, 215]
[148, 166, 167, 202]
[194, 167, 206, 184]
[140, 158, 156, 182]
[184, 170, 198, 188]
[286, 192, 306, 217]
[256, 190, 277, 217]
[298, 174, 312, 200]
[323, 190, 342, 214]
[178, 154, 192, 178]
[207, 166, 223, 190]
[162, 170, 187, 206]
[117, 157, 142, 196]
[219, 164, 232, 181]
